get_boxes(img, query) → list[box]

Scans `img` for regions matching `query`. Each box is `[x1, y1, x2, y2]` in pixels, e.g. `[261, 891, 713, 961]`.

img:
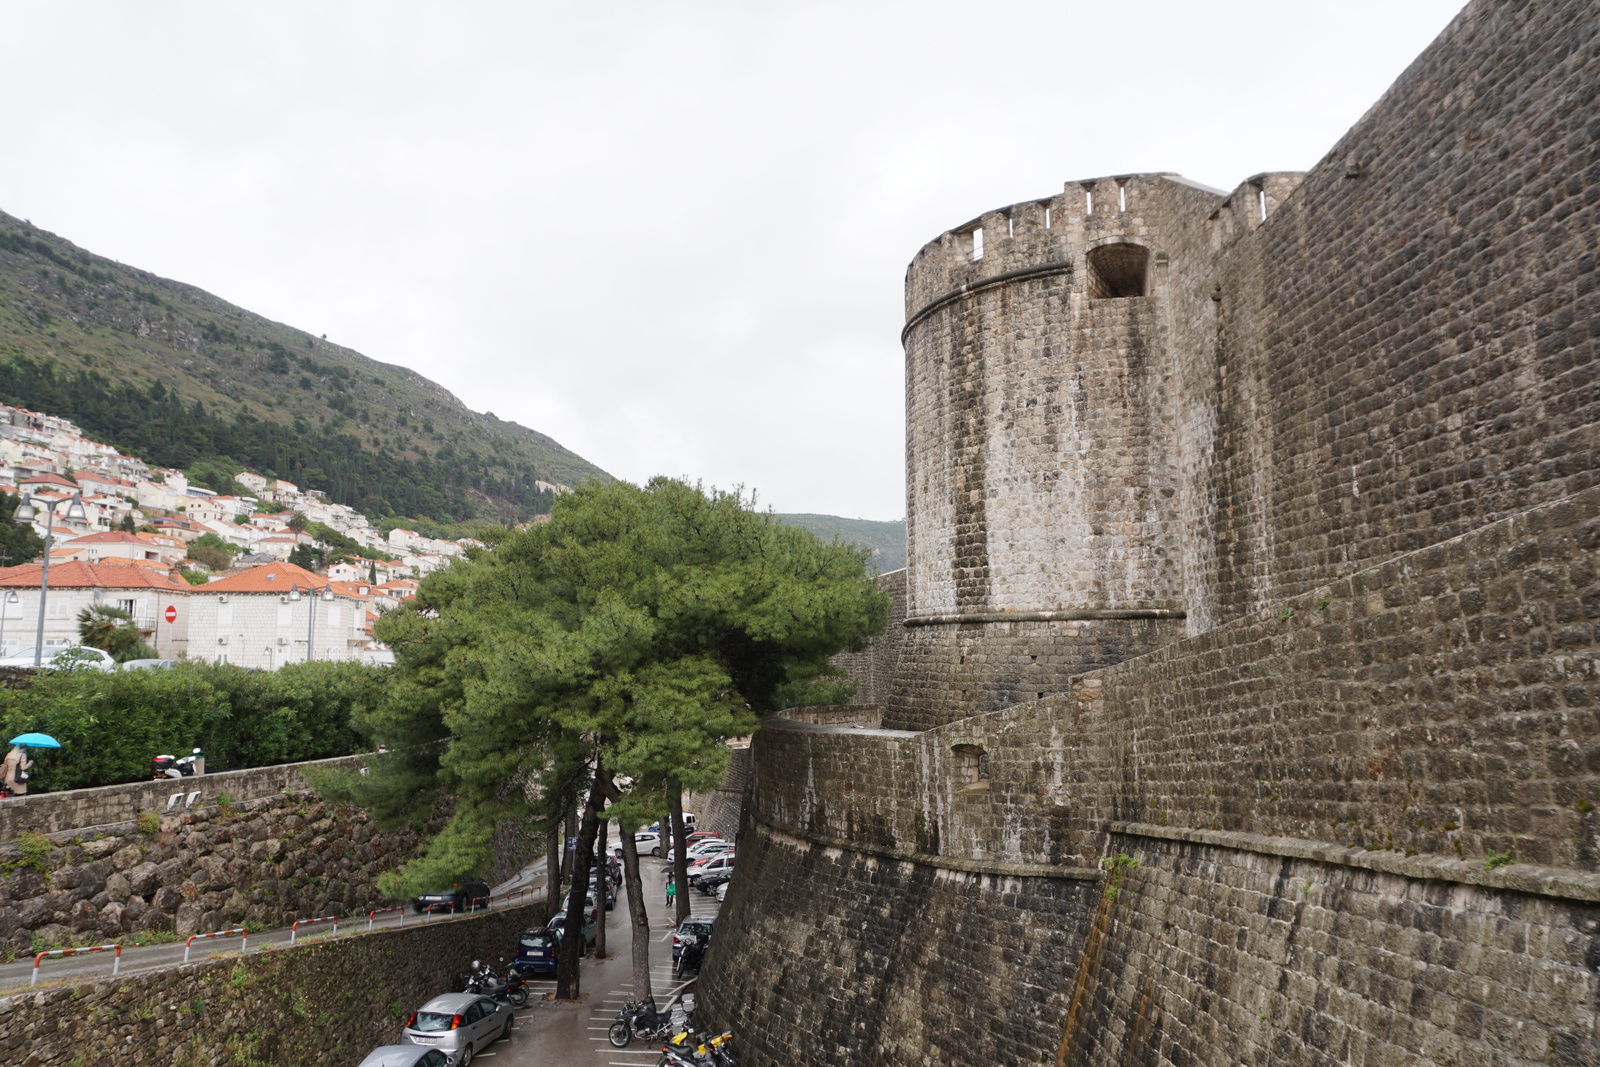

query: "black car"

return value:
[411, 877, 491, 914]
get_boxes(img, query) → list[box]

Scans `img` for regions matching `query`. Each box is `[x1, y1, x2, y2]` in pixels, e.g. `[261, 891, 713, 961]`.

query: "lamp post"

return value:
[11, 493, 87, 667]
[281, 584, 335, 662]
[0, 590, 17, 657]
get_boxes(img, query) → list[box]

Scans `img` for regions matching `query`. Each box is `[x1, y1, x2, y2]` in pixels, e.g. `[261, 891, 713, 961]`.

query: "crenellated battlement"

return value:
[703, 2, 1600, 1062]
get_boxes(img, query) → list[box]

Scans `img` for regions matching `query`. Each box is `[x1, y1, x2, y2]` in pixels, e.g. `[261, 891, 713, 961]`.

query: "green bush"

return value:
[0, 661, 384, 791]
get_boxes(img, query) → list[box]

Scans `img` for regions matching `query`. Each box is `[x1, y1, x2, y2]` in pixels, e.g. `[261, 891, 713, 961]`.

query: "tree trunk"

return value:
[545, 824, 561, 924]
[669, 788, 691, 926]
[617, 813, 654, 1006]
[593, 813, 609, 960]
[555, 772, 604, 1000]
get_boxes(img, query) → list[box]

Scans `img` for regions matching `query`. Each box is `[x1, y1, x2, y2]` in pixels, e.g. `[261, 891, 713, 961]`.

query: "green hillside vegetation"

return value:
[773, 513, 905, 573]
[0, 210, 610, 524]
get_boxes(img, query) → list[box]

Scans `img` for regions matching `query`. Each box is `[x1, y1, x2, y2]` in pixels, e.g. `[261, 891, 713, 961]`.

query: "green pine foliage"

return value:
[322, 478, 890, 897]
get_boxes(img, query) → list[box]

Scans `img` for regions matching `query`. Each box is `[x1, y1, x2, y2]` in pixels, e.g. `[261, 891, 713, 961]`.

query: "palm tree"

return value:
[76, 605, 149, 660]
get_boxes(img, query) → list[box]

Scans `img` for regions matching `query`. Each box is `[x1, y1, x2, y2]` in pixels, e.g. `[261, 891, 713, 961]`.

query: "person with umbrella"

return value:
[3, 733, 60, 797]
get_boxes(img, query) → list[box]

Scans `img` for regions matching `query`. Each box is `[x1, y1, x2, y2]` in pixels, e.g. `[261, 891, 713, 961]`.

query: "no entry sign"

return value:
[164, 605, 178, 623]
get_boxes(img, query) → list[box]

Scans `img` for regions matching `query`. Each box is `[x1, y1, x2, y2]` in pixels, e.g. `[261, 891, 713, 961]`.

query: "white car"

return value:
[0, 645, 116, 671]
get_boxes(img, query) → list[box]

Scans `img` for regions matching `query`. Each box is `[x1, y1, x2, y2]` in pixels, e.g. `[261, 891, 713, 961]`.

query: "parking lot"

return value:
[370, 826, 728, 1066]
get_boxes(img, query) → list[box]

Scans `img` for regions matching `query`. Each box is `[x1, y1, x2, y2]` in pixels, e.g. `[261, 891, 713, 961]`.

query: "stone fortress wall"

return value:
[700, 2, 1600, 1064]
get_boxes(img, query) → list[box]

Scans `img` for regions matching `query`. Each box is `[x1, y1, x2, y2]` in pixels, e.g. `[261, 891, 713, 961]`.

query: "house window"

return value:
[117, 599, 136, 616]
[1086, 243, 1150, 299]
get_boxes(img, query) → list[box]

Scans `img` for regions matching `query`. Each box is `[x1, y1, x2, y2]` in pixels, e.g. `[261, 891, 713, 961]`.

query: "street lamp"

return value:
[11, 493, 87, 667]
[280, 584, 335, 662]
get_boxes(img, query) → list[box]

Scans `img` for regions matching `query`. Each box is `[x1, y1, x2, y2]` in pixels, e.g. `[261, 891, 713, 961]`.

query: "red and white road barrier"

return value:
[289, 915, 339, 944]
[422, 902, 456, 922]
[32, 944, 121, 986]
[367, 906, 407, 931]
[183, 927, 248, 962]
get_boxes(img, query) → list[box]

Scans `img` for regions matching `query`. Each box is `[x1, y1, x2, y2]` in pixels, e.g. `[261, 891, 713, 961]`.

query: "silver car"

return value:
[357, 1047, 453, 1067]
[400, 993, 512, 1065]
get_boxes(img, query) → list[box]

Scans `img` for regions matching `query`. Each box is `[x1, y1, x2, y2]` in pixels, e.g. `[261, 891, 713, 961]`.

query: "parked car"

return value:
[716, 880, 729, 903]
[357, 1046, 454, 1067]
[119, 658, 177, 671]
[687, 853, 735, 886]
[400, 992, 512, 1065]
[662, 841, 732, 871]
[411, 877, 491, 915]
[684, 831, 722, 846]
[671, 915, 717, 962]
[0, 645, 115, 671]
[587, 870, 617, 909]
[512, 926, 560, 976]
[696, 868, 733, 895]
[635, 831, 666, 856]
[547, 908, 597, 954]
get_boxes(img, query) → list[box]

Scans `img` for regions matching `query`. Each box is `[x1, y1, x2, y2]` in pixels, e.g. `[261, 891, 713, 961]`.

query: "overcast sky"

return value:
[2, 1, 1465, 520]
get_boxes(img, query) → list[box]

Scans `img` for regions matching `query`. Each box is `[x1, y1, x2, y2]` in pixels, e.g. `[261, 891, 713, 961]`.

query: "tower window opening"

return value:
[971, 227, 984, 260]
[1119, 185, 1127, 212]
[1258, 189, 1268, 221]
[1086, 243, 1150, 299]
[1085, 191, 1093, 215]
[953, 744, 989, 787]
[1008, 217, 1014, 239]
[1044, 206, 1052, 229]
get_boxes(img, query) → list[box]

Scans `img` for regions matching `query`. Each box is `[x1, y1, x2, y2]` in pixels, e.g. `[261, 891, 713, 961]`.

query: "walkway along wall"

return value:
[698, 482, 1600, 1065]
[0, 901, 542, 1066]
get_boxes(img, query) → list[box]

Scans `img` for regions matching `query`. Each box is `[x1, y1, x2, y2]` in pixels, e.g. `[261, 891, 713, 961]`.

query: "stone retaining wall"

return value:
[0, 901, 543, 1066]
[0, 790, 430, 954]
[0, 754, 366, 842]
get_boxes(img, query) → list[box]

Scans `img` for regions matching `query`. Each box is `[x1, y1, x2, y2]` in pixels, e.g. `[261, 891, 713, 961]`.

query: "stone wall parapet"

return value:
[0, 753, 367, 843]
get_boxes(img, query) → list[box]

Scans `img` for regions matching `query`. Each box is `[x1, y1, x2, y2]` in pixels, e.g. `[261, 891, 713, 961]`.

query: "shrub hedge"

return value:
[0, 661, 383, 791]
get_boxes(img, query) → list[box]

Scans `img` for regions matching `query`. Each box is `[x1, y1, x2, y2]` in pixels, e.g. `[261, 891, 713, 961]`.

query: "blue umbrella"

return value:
[8, 733, 60, 748]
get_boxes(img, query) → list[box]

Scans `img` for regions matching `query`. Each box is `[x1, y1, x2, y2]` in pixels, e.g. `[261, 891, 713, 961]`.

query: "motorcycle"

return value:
[608, 997, 692, 1048]
[675, 932, 707, 978]
[152, 748, 203, 780]
[464, 958, 529, 1008]
[658, 1029, 736, 1067]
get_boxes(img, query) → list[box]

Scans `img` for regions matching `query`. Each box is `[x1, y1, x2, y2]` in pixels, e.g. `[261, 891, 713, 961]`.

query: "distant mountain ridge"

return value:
[772, 514, 905, 573]
[0, 210, 609, 524]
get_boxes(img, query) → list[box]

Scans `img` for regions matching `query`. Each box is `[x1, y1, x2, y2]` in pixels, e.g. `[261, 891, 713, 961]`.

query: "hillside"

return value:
[0, 210, 609, 524]
[772, 514, 905, 573]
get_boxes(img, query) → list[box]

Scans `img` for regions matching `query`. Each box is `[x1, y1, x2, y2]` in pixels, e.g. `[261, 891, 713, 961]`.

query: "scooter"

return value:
[152, 748, 203, 780]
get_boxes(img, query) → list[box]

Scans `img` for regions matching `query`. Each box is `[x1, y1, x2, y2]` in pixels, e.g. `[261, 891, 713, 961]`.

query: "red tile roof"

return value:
[0, 561, 190, 591]
[201, 561, 328, 594]
[19, 473, 77, 490]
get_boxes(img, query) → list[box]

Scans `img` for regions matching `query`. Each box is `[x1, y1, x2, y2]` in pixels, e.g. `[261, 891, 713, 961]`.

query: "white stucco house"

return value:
[184, 561, 368, 669]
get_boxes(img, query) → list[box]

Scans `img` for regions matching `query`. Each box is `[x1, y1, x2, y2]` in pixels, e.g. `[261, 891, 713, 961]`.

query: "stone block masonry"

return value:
[698, 0, 1597, 1061]
[0, 753, 365, 842]
[0, 901, 542, 1066]
[0, 788, 429, 954]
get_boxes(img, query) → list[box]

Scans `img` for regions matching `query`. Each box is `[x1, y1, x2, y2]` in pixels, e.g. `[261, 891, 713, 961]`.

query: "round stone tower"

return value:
[888, 173, 1213, 731]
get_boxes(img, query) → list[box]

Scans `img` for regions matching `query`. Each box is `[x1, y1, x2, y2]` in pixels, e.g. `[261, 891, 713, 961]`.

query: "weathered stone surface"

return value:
[0, 790, 431, 947]
[704, 1, 1600, 1063]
